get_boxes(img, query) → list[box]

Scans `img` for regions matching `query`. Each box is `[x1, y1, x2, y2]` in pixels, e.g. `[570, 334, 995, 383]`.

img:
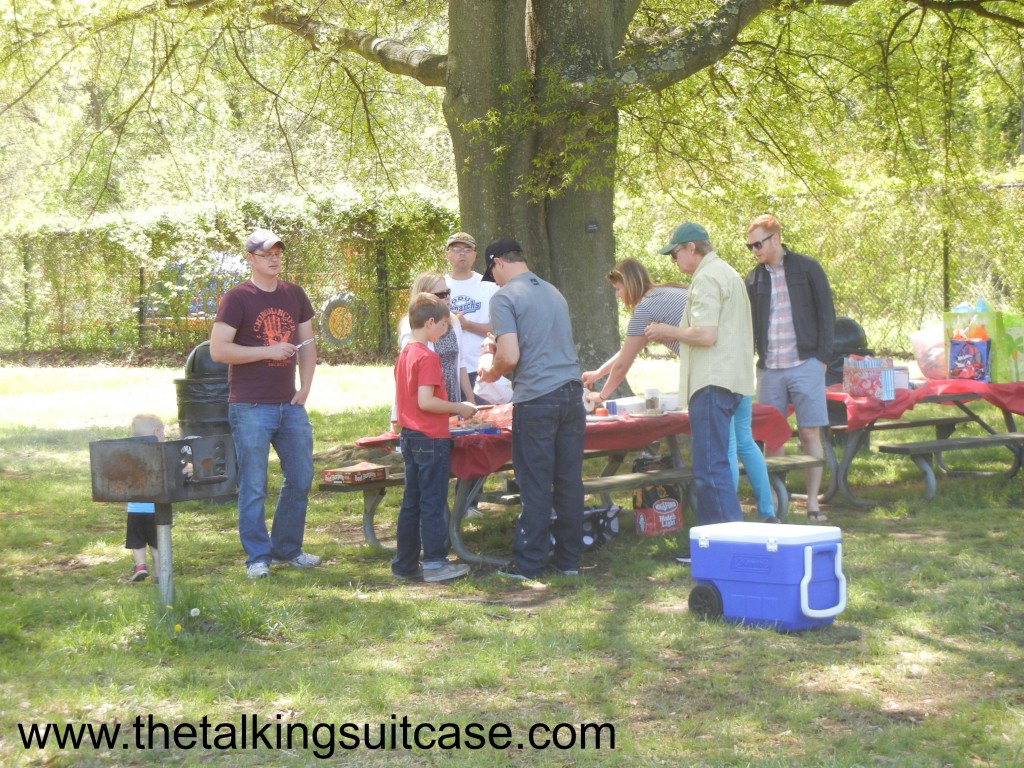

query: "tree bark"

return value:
[443, 0, 626, 382]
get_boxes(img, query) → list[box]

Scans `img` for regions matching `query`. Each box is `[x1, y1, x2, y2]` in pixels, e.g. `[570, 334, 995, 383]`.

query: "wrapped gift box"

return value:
[323, 462, 390, 484]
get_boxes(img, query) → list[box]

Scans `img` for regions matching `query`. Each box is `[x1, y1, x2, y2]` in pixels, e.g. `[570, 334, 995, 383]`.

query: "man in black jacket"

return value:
[745, 214, 835, 522]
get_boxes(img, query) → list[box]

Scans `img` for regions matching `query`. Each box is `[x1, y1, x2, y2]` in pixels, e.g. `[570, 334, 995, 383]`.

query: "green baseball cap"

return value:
[658, 222, 709, 254]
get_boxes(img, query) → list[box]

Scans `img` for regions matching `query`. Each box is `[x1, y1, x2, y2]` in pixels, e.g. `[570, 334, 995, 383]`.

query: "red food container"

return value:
[322, 462, 390, 485]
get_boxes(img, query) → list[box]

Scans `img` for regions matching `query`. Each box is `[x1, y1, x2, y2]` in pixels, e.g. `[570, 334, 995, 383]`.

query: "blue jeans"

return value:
[392, 431, 452, 575]
[689, 386, 743, 525]
[229, 402, 314, 566]
[728, 396, 775, 518]
[510, 381, 586, 577]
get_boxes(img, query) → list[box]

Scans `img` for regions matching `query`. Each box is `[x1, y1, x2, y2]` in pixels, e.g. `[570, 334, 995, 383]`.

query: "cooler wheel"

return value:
[688, 583, 723, 619]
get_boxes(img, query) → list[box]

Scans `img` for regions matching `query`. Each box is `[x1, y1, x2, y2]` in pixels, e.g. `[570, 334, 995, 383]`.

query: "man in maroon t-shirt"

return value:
[210, 228, 320, 579]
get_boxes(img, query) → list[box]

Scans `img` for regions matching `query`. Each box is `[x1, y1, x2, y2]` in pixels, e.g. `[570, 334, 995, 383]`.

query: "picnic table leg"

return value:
[1001, 410, 1023, 478]
[909, 452, 938, 501]
[448, 477, 505, 567]
[596, 450, 628, 507]
[663, 435, 699, 516]
[831, 428, 875, 506]
[933, 421, 962, 475]
[767, 472, 789, 520]
[361, 488, 388, 550]
[941, 405, 1023, 479]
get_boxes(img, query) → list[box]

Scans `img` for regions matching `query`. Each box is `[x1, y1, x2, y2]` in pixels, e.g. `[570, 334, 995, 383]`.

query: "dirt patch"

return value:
[50, 553, 118, 571]
[315, 444, 404, 472]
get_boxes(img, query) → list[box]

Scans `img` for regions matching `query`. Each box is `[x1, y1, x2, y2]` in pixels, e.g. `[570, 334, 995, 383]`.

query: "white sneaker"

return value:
[273, 552, 322, 568]
[464, 506, 483, 519]
[246, 562, 270, 579]
[422, 563, 471, 582]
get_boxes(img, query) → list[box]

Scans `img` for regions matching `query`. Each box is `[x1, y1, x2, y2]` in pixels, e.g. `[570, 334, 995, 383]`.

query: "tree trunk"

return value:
[444, 0, 627, 388]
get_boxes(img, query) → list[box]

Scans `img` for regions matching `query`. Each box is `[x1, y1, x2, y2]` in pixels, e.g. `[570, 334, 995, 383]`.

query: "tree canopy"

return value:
[3, 0, 1024, 370]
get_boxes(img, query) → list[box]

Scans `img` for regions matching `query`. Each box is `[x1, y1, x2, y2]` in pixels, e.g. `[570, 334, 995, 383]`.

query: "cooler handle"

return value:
[800, 543, 847, 618]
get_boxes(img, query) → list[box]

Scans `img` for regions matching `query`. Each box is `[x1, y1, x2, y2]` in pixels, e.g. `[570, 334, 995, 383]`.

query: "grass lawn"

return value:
[1, 361, 1022, 766]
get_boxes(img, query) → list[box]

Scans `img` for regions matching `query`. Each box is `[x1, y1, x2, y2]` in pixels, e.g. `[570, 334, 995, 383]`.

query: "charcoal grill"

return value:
[89, 434, 235, 603]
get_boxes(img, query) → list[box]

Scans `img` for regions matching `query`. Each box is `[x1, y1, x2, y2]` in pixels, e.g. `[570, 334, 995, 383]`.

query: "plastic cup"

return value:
[644, 388, 660, 411]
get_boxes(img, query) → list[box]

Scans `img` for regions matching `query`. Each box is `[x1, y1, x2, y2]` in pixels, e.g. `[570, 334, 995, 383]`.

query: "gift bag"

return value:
[944, 299, 992, 382]
[842, 355, 895, 400]
[632, 455, 685, 538]
[988, 312, 1024, 383]
[948, 338, 990, 381]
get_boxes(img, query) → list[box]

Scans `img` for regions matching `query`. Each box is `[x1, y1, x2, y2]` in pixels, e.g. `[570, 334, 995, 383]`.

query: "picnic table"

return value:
[327, 405, 802, 564]
[822, 379, 1024, 503]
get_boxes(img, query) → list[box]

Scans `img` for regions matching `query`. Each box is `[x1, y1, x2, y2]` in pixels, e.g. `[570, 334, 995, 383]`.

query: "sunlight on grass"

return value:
[1, 363, 1023, 766]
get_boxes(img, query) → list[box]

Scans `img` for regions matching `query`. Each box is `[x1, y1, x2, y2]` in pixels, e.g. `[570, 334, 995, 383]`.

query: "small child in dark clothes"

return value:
[126, 414, 164, 582]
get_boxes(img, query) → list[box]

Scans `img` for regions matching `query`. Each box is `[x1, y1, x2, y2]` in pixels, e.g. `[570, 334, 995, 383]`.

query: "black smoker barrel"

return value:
[175, 341, 229, 438]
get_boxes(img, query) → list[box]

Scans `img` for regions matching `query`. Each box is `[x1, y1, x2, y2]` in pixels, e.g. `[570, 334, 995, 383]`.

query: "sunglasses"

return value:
[669, 244, 686, 262]
[433, 290, 451, 299]
[746, 232, 776, 251]
[447, 246, 474, 253]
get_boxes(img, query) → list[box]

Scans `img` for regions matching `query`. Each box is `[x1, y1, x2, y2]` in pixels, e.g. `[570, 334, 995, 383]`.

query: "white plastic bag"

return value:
[909, 323, 946, 380]
[473, 376, 513, 404]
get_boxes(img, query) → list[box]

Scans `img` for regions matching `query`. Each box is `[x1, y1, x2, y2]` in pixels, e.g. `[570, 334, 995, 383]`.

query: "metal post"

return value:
[376, 243, 390, 356]
[154, 503, 173, 605]
[942, 227, 950, 312]
[138, 267, 146, 347]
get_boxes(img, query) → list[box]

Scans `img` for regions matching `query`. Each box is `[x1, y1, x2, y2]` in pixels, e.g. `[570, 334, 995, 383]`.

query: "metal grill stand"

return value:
[89, 435, 236, 605]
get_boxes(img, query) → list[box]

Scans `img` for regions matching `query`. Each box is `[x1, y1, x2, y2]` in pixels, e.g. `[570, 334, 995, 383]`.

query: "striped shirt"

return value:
[626, 286, 688, 355]
[765, 262, 800, 369]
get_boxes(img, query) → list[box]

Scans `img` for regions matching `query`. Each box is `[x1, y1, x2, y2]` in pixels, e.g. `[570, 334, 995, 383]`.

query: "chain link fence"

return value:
[617, 184, 1024, 355]
[0, 192, 458, 360]
[2, 186, 1023, 361]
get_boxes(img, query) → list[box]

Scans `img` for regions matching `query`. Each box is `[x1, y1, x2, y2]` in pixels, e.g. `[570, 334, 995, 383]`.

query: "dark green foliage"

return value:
[0, 190, 458, 357]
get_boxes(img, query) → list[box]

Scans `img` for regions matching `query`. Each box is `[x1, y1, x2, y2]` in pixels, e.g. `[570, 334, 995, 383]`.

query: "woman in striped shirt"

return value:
[585, 258, 776, 522]
[582, 258, 687, 403]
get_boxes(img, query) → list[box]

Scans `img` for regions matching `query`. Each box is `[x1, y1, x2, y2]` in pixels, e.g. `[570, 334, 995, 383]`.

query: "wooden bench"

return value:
[877, 433, 1024, 500]
[820, 415, 976, 505]
[479, 455, 823, 520]
[321, 454, 824, 564]
[318, 477, 406, 549]
[840, 415, 973, 436]
[814, 415, 975, 438]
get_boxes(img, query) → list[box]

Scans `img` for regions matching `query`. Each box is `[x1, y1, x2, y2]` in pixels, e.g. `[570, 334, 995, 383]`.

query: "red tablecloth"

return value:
[356, 404, 793, 481]
[826, 380, 1024, 431]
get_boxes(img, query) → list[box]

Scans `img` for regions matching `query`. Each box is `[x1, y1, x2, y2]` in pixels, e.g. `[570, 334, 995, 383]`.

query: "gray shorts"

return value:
[757, 358, 829, 428]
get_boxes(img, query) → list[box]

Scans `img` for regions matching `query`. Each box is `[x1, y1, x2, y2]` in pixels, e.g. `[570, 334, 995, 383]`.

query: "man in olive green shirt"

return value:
[646, 222, 754, 525]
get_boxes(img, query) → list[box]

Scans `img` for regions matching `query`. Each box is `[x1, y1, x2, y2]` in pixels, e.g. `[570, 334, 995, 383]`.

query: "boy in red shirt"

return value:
[393, 293, 478, 582]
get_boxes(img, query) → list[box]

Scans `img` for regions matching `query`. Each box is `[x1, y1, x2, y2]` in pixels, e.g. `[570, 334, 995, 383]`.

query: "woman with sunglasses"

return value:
[395, 272, 471, 410]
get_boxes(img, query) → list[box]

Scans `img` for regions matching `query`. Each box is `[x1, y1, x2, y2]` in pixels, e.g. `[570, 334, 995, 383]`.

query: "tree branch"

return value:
[607, 0, 774, 99]
[911, 0, 1024, 29]
[254, 4, 448, 87]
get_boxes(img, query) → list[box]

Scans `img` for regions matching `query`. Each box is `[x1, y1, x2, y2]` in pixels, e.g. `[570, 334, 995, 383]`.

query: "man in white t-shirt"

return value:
[444, 232, 499, 400]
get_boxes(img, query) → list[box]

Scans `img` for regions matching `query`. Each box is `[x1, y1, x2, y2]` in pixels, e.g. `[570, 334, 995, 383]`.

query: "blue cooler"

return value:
[688, 522, 846, 632]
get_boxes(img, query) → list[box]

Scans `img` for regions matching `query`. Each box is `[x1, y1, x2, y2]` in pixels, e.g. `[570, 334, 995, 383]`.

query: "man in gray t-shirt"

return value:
[478, 239, 585, 581]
